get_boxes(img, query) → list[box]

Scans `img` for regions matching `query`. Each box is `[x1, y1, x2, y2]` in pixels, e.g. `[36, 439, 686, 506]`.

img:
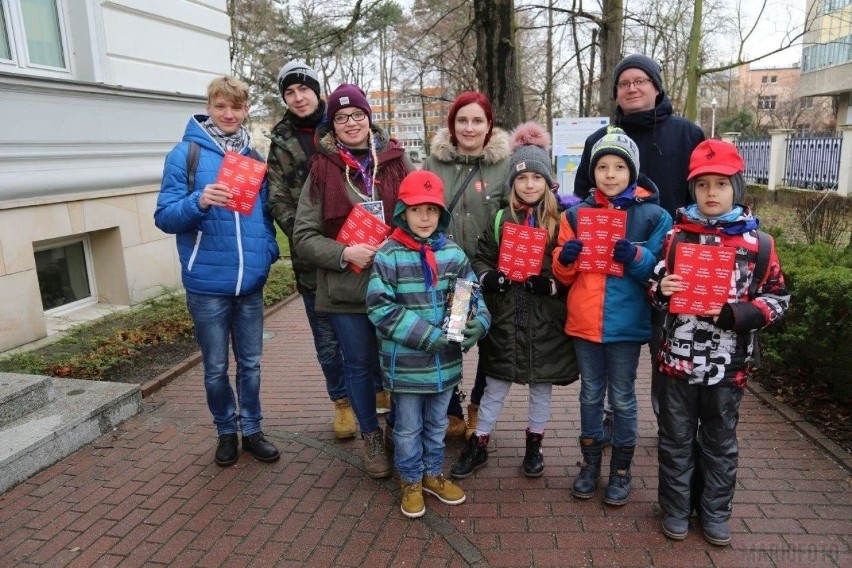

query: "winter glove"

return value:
[715, 303, 736, 330]
[481, 270, 510, 293]
[427, 333, 450, 354]
[612, 239, 638, 264]
[524, 275, 553, 296]
[558, 239, 583, 265]
[460, 320, 486, 352]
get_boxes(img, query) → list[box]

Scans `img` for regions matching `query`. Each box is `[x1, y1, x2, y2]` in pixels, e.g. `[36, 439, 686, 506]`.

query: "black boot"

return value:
[215, 433, 239, 467]
[603, 445, 635, 506]
[242, 432, 280, 463]
[450, 433, 489, 479]
[571, 437, 603, 499]
[522, 429, 544, 478]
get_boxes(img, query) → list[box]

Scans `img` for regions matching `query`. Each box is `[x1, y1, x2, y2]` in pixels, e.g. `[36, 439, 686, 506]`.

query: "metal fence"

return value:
[735, 137, 770, 185]
[784, 132, 843, 190]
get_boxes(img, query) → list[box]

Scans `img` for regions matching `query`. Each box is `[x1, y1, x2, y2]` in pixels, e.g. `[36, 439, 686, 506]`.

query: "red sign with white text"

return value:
[576, 208, 627, 277]
[670, 243, 735, 315]
[335, 204, 391, 273]
[497, 222, 549, 282]
[215, 151, 267, 215]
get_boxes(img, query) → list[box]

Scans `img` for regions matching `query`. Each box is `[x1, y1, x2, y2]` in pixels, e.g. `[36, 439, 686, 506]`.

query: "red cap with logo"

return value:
[398, 170, 446, 208]
[687, 139, 745, 180]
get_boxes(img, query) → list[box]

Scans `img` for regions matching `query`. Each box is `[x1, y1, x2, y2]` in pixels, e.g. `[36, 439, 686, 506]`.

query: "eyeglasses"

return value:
[333, 110, 367, 124]
[616, 77, 653, 91]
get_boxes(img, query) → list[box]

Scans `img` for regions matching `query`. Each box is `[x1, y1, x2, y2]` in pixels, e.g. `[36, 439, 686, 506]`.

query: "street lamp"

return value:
[710, 97, 718, 139]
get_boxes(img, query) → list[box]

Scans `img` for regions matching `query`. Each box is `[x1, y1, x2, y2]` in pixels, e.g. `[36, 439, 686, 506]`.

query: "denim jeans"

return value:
[477, 377, 553, 434]
[393, 389, 453, 483]
[186, 290, 265, 436]
[301, 293, 346, 401]
[329, 313, 381, 434]
[574, 338, 641, 447]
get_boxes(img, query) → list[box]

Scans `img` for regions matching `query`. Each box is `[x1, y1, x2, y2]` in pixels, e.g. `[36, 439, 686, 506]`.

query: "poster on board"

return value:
[552, 117, 609, 196]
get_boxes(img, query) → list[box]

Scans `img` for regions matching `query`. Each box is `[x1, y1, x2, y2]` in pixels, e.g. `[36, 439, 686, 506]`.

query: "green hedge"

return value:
[760, 241, 852, 396]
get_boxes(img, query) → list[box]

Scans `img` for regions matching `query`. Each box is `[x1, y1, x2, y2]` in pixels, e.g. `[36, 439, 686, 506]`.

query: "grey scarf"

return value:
[202, 118, 251, 153]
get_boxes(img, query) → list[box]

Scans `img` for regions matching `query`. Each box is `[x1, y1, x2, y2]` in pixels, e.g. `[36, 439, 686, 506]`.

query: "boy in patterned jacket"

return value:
[366, 170, 490, 519]
[649, 139, 790, 546]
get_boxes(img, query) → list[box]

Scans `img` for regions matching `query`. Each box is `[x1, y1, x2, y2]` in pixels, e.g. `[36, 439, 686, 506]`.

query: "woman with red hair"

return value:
[422, 91, 511, 438]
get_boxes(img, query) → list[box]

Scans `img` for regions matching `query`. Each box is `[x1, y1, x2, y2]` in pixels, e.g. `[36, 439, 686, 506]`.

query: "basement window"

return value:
[34, 237, 96, 312]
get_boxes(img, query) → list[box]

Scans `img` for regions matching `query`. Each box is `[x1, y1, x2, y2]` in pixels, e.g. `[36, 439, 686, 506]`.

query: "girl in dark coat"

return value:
[450, 122, 579, 480]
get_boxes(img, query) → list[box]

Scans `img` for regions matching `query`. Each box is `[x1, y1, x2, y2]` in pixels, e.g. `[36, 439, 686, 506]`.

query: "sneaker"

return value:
[423, 474, 466, 505]
[703, 520, 731, 546]
[376, 390, 391, 415]
[333, 398, 357, 439]
[446, 415, 466, 438]
[241, 432, 280, 462]
[362, 428, 392, 479]
[662, 516, 689, 540]
[464, 404, 479, 440]
[214, 433, 239, 467]
[400, 481, 425, 518]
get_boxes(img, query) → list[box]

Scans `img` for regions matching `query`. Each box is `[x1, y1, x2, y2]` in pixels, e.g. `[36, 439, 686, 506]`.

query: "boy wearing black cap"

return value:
[552, 126, 672, 506]
[649, 139, 789, 546]
[366, 170, 489, 518]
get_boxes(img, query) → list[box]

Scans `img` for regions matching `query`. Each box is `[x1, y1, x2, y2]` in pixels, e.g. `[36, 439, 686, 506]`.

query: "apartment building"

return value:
[368, 87, 451, 161]
[800, 0, 852, 124]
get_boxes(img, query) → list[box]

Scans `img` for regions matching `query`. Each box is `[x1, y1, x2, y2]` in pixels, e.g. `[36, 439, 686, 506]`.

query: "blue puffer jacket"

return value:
[154, 115, 279, 297]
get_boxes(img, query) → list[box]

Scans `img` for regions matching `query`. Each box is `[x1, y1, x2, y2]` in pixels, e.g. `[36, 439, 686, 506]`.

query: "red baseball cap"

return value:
[398, 170, 446, 208]
[687, 139, 745, 180]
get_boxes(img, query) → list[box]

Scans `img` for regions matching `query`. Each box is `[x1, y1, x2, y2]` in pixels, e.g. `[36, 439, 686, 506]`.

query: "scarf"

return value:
[682, 204, 759, 235]
[336, 141, 376, 198]
[202, 118, 250, 153]
[515, 203, 538, 227]
[310, 138, 408, 239]
[593, 182, 638, 209]
[389, 227, 447, 289]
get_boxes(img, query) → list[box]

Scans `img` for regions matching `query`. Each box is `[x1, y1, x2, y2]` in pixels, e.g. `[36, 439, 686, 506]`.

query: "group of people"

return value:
[154, 53, 789, 547]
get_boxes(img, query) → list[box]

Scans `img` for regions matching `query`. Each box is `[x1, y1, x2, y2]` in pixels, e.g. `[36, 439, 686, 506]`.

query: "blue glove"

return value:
[460, 320, 486, 352]
[612, 239, 637, 264]
[558, 239, 583, 265]
[481, 270, 510, 293]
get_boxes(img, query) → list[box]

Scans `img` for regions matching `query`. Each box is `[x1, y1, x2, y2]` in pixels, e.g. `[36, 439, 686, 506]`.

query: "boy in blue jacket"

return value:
[155, 76, 280, 467]
[367, 170, 490, 518]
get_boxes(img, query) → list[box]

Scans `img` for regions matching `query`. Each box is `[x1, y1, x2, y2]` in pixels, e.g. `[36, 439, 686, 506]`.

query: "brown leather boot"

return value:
[333, 398, 357, 439]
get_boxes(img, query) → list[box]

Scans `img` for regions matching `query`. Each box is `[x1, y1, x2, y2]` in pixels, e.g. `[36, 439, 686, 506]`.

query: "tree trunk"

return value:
[683, 0, 703, 122]
[473, 0, 524, 129]
[597, 0, 623, 118]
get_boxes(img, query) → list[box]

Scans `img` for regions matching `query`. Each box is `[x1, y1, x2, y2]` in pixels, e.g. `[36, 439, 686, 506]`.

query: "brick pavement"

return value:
[1, 295, 850, 567]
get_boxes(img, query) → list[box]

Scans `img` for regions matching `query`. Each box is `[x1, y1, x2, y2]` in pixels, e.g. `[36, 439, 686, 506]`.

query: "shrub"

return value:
[793, 192, 852, 247]
[760, 242, 852, 396]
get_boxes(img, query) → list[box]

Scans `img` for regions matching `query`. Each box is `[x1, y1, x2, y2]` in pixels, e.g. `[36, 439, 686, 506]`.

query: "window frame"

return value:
[0, 0, 73, 77]
[34, 234, 98, 315]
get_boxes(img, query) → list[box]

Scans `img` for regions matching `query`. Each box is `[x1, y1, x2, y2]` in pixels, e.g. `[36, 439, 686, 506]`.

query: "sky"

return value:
[738, 0, 808, 68]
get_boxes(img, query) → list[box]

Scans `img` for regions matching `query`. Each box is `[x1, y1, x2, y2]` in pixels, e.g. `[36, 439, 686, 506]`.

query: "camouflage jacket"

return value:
[266, 112, 318, 293]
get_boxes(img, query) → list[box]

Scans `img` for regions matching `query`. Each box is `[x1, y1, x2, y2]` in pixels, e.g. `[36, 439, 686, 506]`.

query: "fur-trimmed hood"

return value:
[428, 127, 511, 165]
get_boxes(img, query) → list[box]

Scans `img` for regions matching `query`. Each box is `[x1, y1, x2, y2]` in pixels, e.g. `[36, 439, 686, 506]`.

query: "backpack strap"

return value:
[749, 230, 771, 300]
[185, 141, 200, 194]
[493, 209, 504, 245]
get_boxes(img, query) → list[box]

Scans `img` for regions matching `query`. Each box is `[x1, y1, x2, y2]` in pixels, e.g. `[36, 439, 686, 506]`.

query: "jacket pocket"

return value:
[187, 231, 203, 271]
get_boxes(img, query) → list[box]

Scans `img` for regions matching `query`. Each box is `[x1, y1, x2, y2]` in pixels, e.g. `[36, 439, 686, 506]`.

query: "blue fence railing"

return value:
[735, 137, 770, 185]
[784, 132, 843, 190]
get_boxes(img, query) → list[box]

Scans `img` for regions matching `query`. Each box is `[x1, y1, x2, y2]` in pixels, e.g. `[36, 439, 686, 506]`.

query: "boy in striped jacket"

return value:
[367, 170, 490, 519]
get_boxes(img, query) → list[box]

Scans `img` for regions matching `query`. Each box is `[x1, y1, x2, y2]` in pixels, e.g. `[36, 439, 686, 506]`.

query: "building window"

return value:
[758, 95, 777, 110]
[761, 75, 768, 83]
[34, 237, 95, 312]
[0, 0, 68, 72]
[770, 75, 777, 83]
[800, 96, 814, 109]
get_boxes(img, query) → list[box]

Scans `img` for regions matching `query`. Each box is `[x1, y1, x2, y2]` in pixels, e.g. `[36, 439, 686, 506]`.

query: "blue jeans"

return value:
[393, 389, 453, 483]
[301, 293, 346, 401]
[328, 313, 381, 434]
[574, 338, 641, 447]
[186, 290, 265, 437]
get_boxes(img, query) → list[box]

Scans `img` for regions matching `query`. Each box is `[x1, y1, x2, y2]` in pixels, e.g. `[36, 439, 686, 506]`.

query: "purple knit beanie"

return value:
[326, 83, 372, 125]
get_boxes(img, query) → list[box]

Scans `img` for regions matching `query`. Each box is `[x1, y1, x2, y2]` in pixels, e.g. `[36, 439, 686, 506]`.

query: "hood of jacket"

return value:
[428, 127, 511, 165]
[184, 114, 231, 154]
[391, 200, 452, 237]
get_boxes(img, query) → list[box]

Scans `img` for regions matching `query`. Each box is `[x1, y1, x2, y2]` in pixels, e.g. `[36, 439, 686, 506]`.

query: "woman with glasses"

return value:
[293, 84, 411, 480]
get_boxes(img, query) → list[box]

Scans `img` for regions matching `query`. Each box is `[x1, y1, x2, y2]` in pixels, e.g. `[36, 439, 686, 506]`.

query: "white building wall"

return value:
[0, 0, 232, 351]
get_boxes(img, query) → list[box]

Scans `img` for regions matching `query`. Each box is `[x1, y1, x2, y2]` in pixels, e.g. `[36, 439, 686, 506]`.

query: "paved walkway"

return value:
[1, 295, 850, 567]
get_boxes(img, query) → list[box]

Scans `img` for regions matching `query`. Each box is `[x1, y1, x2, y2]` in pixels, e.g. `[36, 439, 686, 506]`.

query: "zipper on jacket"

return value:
[187, 231, 203, 271]
[234, 210, 244, 295]
[431, 287, 444, 391]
